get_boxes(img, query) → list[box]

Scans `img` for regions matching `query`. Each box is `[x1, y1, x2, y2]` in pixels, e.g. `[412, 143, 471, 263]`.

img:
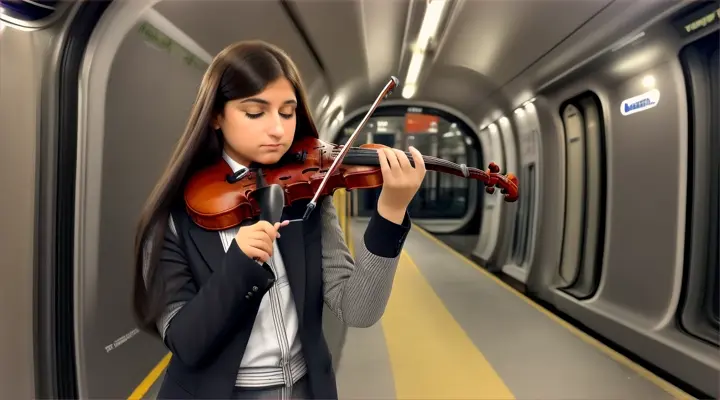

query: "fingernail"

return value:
[277, 233, 282, 238]
[409, 145, 416, 150]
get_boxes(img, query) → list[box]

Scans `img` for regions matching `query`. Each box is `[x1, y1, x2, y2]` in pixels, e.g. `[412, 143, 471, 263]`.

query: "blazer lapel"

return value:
[277, 208, 306, 323]
[185, 205, 307, 321]
[188, 222, 226, 273]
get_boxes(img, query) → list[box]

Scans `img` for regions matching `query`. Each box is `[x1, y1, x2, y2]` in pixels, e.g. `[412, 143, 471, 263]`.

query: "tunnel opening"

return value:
[333, 105, 483, 235]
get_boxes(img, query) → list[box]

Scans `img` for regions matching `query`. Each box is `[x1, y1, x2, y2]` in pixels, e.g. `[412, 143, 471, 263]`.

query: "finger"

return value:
[257, 220, 276, 231]
[393, 148, 412, 170]
[246, 242, 272, 262]
[249, 249, 271, 264]
[383, 147, 400, 171]
[250, 229, 275, 245]
[255, 221, 279, 240]
[408, 146, 426, 174]
[273, 222, 284, 238]
[275, 220, 290, 236]
[377, 148, 391, 178]
[249, 238, 273, 257]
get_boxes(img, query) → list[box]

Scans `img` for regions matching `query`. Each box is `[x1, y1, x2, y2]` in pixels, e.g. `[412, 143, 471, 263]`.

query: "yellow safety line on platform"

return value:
[409, 224, 694, 400]
[381, 251, 515, 399]
[128, 352, 171, 399]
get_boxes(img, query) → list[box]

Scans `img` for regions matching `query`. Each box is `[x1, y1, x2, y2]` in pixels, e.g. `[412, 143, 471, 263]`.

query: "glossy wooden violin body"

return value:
[185, 136, 519, 230]
[184, 76, 519, 231]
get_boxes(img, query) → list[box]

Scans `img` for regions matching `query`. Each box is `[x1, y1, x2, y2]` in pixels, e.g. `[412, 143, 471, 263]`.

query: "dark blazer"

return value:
[147, 196, 411, 399]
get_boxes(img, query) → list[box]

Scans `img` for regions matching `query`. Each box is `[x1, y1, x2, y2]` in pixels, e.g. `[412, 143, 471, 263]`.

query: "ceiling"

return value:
[153, 0, 683, 137]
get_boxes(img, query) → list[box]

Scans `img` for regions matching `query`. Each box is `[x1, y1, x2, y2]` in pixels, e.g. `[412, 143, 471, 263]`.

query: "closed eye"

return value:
[246, 112, 295, 120]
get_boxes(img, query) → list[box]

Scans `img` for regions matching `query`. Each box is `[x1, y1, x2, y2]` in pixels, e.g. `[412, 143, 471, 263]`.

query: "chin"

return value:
[253, 153, 284, 165]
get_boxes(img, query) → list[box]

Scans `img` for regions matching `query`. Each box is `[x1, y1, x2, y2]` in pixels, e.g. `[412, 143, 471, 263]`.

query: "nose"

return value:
[267, 113, 284, 138]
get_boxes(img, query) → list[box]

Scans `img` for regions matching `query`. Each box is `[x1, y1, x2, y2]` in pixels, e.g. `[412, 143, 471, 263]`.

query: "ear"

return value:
[210, 113, 222, 130]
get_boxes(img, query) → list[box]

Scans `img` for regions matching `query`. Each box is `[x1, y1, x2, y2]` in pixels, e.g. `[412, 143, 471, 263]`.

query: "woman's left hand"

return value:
[376, 146, 426, 224]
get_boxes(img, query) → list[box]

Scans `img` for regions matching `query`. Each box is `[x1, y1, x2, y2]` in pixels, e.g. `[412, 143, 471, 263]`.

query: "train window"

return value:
[335, 107, 478, 220]
[706, 46, 718, 326]
[557, 93, 607, 299]
[678, 30, 719, 344]
[511, 163, 535, 264]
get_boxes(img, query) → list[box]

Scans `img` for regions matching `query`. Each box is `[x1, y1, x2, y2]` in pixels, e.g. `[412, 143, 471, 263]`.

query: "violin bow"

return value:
[301, 76, 399, 221]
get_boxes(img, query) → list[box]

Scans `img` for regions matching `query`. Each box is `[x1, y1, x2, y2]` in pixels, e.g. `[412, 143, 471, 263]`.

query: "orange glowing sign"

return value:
[404, 113, 439, 134]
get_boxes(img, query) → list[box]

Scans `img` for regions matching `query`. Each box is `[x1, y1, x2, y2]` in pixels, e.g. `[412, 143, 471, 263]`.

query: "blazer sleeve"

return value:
[142, 215, 276, 367]
[321, 196, 411, 328]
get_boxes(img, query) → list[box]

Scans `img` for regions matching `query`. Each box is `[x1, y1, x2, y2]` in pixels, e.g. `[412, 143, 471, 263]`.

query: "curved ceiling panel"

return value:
[436, 0, 612, 88]
[289, 0, 409, 115]
[153, 0, 326, 108]
[498, 0, 681, 108]
[419, 63, 503, 122]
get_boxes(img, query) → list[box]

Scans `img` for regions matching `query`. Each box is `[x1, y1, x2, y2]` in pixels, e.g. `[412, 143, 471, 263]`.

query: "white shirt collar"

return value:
[222, 150, 246, 173]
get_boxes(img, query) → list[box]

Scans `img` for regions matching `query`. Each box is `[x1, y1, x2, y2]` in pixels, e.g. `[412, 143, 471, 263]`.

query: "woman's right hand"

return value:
[235, 220, 290, 263]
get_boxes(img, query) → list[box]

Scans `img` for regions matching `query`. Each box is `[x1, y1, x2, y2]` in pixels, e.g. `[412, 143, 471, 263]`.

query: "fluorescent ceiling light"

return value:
[642, 74, 656, 88]
[402, 84, 417, 99]
[406, 52, 424, 85]
[416, 0, 448, 52]
[403, 0, 449, 99]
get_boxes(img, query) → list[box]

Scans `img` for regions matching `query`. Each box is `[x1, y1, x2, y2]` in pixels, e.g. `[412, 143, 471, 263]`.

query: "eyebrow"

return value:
[239, 98, 297, 105]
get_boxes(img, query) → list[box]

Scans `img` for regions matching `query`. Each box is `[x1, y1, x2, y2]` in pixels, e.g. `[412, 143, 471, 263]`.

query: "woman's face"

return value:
[214, 77, 297, 166]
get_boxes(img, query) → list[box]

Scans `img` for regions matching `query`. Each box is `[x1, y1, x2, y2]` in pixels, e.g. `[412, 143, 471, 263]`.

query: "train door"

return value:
[1, 1, 100, 399]
[503, 103, 541, 282]
[0, 19, 47, 400]
[472, 124, 505, 264]
[495, 117, 519, 267]
[557, 93, 607, 298]
[678, 30, 719, 346]
[712, 46, 719, 333]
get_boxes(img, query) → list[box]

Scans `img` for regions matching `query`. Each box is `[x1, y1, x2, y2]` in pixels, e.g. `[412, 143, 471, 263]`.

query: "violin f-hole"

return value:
[301, 167, 319, 174]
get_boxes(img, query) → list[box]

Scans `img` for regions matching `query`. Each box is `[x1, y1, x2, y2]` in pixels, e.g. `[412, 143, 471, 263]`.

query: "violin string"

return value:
[343, 149, 517, 190]
[342, 147, 466, 168]
[344, 151, 466, 172]
[338, 148, 450, 167]
[339, 147, 484, 173]
[332, 148, 515, 190]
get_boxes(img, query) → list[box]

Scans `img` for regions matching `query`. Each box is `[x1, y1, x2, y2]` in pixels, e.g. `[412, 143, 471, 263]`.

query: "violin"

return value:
[184, 77, 519, 231]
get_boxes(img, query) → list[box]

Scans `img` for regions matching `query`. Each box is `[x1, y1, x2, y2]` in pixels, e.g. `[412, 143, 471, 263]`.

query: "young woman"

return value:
[132, 40, 426, 400]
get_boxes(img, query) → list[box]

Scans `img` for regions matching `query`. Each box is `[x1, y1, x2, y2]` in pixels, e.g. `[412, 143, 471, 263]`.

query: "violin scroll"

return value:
[483, 162, 519, 202]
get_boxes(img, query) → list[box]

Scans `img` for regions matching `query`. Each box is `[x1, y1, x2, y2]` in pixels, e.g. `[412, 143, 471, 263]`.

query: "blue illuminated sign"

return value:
[0, 0, 57, 21]
[620, 89, 660, 116]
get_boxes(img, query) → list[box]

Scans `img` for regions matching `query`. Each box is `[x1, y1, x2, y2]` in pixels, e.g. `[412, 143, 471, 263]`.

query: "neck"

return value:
[342, 147, 472, 178]
[222, 146, 250, 173]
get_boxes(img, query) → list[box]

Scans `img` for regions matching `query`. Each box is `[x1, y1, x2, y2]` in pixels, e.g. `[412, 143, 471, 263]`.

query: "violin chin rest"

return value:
[256, 183, 285, 224]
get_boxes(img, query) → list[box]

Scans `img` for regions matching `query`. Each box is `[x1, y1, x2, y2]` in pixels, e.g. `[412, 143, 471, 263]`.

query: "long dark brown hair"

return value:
[132, 40, 320, 336]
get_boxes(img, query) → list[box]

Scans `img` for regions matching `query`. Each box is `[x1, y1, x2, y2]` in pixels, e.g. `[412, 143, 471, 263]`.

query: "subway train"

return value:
[0, 0, 717, 398]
